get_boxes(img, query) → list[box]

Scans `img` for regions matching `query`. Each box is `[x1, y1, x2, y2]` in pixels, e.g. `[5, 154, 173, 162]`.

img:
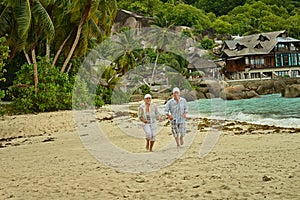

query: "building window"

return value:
[245, 57, 249, 65]
[283, 54, 290, 66]
[275, 54, 281, 67]
[250, 57, 255, 65]
[291, 70, 299, 77]
[276, 53, 295, 67]
[277, 43, 288, 51]
[291, 53, 298, 66]
[249, 56, 264, 67]
[251, 73, 260, 78]
[276, 71, 289, 77]
[266, 56, 272, 66]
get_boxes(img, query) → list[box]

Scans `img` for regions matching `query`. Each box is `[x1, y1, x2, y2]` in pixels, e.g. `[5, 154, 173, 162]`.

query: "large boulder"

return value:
[282, 84, 300, 98]
[256, 80, 275, 95]
[180, 89, 198, 102]
[221, 85, 259, 100]
[273, 80, 286, 93]
[196, 79, 225, 98]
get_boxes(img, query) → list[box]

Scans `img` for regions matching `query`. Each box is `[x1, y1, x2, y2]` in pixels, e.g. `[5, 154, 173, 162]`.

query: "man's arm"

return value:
[183, 99, 188, 118]
[164, 100, 173, 120]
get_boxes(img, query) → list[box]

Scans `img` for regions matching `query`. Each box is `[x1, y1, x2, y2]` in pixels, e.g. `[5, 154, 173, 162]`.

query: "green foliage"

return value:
[138, 84, 151, 96]
[164, 4, 211, 29]
[0, 36, 10, 98]
[217, 1, 296, 35]
[0, 35, 10, 115]
[211, 19, 232, 34]
[95, 85, 112, 106]
[189, 70, 205, 78]
[181, 28, 192, 37]
[9, 57, 74, 113]
[194, 0, 247, 16]
[111, 89, 131, 104]
[200, 37, 214, 50]
[72, 75, 94, 110]
[117, 0, 163, 16]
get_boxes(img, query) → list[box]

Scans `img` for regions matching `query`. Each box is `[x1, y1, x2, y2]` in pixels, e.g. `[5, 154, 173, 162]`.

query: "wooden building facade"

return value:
[222, 30, 300, 80]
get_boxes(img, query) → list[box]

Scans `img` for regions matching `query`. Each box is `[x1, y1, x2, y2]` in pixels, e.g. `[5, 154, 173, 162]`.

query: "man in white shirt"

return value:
[164, 87, 188, 148]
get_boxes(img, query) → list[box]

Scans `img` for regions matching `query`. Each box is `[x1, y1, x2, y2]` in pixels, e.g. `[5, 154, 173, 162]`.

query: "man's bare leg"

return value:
[175, 137, 180, 148]
[180, 136, 184, 145]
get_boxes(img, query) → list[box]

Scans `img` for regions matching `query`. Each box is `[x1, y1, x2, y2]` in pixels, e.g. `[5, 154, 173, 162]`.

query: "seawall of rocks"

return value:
[182, 77, 300, 101]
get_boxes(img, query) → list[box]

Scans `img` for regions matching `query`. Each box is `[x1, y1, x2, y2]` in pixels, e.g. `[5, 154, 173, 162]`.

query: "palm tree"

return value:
[110, 30, 143, 75]
[59, 0, 117, 72]
[0, 0, 55, 93]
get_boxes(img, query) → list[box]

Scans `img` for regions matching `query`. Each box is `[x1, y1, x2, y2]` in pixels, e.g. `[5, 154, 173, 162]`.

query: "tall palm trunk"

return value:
[151, 52, 159, 85]
[32, 49, 38, 93]
[51, 32, 72, 68]
[61, 2, 91, 73]
[61, 23, 83, 73]
[46, 39, 50, 62]
[23, 48, 32, 64]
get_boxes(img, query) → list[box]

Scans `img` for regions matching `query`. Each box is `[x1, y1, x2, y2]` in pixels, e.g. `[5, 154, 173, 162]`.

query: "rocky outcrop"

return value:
[221, 85, 260, 100]
[224, 78, 300, 99]
[192, 77, 300, 100]
[180, 89, 198, 102]
[195, 79, 225, 99]
[112, 9, 153, 33]
[282, 84, 300, 98]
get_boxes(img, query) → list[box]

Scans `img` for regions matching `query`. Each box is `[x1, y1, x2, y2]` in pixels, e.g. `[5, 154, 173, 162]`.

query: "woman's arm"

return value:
[138, 107, 147, 123]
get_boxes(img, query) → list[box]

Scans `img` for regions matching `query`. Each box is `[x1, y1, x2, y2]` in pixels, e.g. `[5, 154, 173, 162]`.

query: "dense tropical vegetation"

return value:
[1, 0, 300, 114]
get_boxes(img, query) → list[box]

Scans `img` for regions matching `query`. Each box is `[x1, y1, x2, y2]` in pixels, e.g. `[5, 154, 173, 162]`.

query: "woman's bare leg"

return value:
[146, 139, 150, 150]
[149, 141, 155, 152]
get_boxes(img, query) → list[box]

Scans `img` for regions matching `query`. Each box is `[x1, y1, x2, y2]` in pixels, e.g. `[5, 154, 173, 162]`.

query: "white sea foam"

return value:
[188, 94, 300, 129]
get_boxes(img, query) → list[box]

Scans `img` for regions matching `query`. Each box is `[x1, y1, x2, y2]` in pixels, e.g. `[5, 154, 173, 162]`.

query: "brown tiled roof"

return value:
[222, 30, 300, 57]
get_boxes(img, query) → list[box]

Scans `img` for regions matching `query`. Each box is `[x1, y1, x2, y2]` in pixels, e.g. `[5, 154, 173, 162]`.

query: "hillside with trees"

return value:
[1, 0, 300, 114]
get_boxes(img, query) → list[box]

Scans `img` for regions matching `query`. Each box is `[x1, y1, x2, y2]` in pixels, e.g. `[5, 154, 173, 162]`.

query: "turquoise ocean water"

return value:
[188, 94, 300, 128]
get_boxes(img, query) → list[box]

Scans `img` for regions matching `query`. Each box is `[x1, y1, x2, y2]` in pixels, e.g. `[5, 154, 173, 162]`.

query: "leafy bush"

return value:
[72, 75, 94, 110]
[95, 85, 112, 107]
[9, 57, 74, 113]
[0, 35, 10, 115]
[200, 36, 215, 50]
[138, 84, 151, 96]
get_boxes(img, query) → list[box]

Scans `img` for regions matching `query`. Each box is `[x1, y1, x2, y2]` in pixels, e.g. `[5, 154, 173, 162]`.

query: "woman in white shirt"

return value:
[138, 94, 161, 152]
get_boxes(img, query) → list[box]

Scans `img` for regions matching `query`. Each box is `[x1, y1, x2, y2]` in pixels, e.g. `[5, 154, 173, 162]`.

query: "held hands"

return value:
[158, 116, 165, 122]
[166, 113, 187, 121]
[167, 115, 173, 120]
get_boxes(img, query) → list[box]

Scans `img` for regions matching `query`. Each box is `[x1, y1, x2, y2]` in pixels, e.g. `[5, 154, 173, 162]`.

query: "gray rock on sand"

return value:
[282, 84, 300, 98]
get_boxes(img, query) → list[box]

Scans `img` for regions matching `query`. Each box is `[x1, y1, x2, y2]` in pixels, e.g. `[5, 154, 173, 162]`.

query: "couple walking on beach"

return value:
[138, 87, 188, 152]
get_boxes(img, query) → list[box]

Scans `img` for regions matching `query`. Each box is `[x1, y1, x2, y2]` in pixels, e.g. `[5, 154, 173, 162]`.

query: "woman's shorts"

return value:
[143, 123, 157, 141]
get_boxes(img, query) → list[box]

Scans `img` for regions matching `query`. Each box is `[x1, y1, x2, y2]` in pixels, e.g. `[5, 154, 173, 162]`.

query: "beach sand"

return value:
[1, 102, 300, 199]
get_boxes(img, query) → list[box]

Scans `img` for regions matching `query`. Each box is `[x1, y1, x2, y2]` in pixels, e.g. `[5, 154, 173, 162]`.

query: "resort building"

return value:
[221, 30, 300, 80]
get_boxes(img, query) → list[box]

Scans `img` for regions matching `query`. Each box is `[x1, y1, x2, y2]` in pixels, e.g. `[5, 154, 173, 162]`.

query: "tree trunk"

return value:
[66, 63, 72, 73]
[151, 52, 159, 85]
[46, 39, 50, 62]
[32, 49, 38, 93]
[61, 24, 83, 73]
[23, 49, 32, 64]
[61, 2, 91, 73]
[51, 32, 72, 68]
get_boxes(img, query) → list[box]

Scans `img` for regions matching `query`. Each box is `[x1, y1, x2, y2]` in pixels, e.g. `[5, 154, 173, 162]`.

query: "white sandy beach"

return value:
[0, 102, 300, 199]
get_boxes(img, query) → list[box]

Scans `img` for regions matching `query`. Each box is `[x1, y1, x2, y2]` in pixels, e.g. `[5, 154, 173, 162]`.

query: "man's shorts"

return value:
[171, 121, 186, 138]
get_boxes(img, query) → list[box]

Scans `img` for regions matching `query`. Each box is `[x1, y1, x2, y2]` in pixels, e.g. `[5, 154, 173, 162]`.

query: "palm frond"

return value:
[0, 6, 12, 36]
[32, 0, 55, 40]
[15, 0, 31, 40]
